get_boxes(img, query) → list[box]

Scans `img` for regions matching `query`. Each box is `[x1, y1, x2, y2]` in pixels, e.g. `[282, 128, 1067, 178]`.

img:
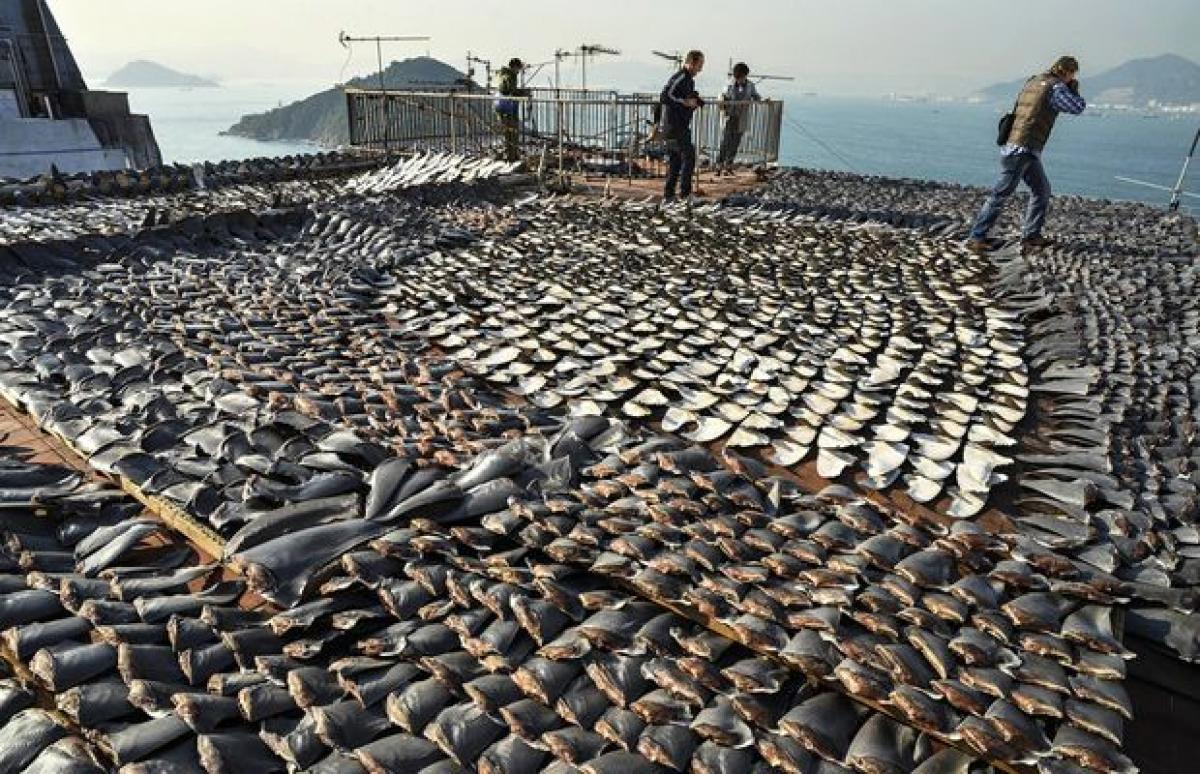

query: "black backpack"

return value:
[997, 77, 1036, 146]
[996, 112, 1015, 146]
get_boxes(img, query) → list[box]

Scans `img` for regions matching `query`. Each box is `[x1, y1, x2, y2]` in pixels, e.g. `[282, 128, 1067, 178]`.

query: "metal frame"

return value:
[344, 87, 784, 180]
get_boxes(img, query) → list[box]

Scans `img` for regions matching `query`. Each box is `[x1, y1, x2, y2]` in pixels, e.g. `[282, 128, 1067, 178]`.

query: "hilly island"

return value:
[975, 53, 1200, 106]
[223, 57, 466, 147]
[105, 60, 219, 88]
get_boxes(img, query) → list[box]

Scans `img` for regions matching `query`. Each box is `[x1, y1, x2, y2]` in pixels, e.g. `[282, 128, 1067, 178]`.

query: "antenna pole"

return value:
[652, 50, 684, 71]
[577, 44, 620, 91]
[1169, 126, 1200, 212]
[339, 33, 432, 91]
[377, 39, 384, 93]
[554, 49, 565, 94]
[466, 52, 493, 89]
[338, 33, 431, 154]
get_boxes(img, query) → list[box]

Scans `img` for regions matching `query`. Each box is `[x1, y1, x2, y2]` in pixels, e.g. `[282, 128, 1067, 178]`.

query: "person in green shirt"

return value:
[495, 58, 529, 162]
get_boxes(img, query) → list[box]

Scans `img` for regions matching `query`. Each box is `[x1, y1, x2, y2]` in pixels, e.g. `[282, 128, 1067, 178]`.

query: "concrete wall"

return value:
[0, 117, 128, 178]
[82, 90, 162, 169]
[0, 89, 19, 119]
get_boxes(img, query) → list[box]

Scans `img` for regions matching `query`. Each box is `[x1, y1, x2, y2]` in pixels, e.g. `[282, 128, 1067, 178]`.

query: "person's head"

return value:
[732, 62, 750, 83]
[508, 58, 524, 72]
[685, 50, 704, 76]
[1050, 55, 1079, 80]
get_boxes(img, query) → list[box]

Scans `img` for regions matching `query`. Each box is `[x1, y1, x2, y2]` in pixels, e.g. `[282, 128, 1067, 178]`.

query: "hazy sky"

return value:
[52, 0, 1200, 96]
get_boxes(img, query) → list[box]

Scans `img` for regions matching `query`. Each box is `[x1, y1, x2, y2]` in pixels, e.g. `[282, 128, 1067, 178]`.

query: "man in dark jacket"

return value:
[659, 50, 705, 202]
[967, 56, 1086, 253]
[495, 58, 529, 162]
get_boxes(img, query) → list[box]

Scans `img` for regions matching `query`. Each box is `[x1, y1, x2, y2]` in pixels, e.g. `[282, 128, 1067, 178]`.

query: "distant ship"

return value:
[0, 0, 161, 178]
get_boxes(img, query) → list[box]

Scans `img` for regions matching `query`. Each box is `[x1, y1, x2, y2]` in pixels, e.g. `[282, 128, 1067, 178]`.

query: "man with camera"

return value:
[967, 55, 1086, 253]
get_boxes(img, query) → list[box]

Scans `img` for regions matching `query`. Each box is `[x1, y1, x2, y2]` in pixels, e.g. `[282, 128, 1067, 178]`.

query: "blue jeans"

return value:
[664, 136, 696, 198]
[969, 151, 1051, 240]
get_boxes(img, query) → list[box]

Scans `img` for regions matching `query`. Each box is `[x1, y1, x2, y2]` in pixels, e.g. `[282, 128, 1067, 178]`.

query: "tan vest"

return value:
[1007, 73, 1061, 152]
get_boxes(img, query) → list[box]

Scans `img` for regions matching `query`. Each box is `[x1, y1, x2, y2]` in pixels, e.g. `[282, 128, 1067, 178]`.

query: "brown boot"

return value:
[965, 238, 996, 254]
[1021, 234, 1055, 249]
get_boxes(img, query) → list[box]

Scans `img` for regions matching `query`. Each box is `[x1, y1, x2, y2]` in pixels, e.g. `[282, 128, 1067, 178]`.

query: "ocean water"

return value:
[777, 96, 1199, 208]
[127, 83, 1197, 209]
[122, 81, 327, 165]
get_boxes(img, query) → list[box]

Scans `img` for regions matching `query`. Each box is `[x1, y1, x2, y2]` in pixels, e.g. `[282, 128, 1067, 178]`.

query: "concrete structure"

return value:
[0, 117, 126, 177]
[0, 0, 160, 177]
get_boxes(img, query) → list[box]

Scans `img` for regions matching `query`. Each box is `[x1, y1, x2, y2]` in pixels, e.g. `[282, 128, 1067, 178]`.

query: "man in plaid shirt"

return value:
[968, 56, 1086, 253]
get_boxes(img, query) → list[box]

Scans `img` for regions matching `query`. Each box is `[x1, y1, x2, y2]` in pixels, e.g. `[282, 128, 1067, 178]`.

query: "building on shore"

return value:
[0, 0, 160, 178]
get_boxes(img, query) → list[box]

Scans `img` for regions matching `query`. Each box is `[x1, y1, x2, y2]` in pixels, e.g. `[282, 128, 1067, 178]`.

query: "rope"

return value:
[782, 112, 862, 174]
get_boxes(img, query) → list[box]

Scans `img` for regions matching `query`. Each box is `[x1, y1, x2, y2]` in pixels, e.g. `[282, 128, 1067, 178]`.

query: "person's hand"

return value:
[684, 97, 700, 108]
[1067, 78, 1079, 92]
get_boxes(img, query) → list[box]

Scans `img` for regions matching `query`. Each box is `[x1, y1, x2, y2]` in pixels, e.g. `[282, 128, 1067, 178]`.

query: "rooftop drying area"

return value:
[0, 149, 1194, 773]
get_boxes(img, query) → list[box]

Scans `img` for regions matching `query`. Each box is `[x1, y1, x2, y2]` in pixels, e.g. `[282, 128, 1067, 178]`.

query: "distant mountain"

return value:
[974, 53, 1200, 106]
[224, 57, 469, 146]
[106, 60, 218, 88]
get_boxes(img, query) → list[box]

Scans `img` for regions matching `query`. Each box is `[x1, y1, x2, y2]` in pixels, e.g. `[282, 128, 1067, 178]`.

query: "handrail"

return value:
[343, 87, 783, 180]
[343, 86, 755, 106]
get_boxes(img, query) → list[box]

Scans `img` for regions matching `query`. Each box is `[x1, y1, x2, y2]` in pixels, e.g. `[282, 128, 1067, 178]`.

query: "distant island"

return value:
[224, 56, 469, 147]
[974, 53, 1200, 107]
[105, 60, 218, 88]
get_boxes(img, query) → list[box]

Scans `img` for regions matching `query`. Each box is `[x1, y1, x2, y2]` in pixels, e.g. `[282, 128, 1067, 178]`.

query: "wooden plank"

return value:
[116, 479, 226, 561]
[0, 393, 228, 558]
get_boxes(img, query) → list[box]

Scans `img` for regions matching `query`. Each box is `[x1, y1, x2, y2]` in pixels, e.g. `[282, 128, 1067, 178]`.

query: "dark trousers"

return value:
[717, 121, 744, 166]
[969, 150, 1051, 240]
[664, 136, 696, 198]
[498, 113, 520, 162]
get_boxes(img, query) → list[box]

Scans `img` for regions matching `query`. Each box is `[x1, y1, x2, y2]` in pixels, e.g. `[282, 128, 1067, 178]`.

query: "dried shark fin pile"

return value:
[483, 434, 1138, 772]
[734, 170, 1200, 666]
[0, 150, 515, 268]
[0, 429, 1009, 774]
[342, 153, 523, 197]
[0, 151, 381, 207]
[0, 152, 1195, 772]
[0, 171, 351, 249]
[732, 168, 1199, 259]
[995, 251, 1200, 661]
[386, 198, 1028, 520]
[0, 159, 540, 556]
[0, 414, 1141, 772]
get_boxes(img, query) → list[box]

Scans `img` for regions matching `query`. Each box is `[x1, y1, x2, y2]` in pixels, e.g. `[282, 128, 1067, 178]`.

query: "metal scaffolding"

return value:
[343, 87, 784, 180]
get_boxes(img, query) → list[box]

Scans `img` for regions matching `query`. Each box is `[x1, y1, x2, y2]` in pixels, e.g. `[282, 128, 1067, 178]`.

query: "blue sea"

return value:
[776, 95, 1199, 209]
[126, 83, 1198, 209]
[123, 81, 324, 166]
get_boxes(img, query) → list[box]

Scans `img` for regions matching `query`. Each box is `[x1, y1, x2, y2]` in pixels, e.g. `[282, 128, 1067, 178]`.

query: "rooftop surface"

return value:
[0, 151, 1195, 773]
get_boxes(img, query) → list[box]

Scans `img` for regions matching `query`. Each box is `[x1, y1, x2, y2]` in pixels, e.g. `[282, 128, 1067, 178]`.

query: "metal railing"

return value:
[344, 87, 783, 179]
